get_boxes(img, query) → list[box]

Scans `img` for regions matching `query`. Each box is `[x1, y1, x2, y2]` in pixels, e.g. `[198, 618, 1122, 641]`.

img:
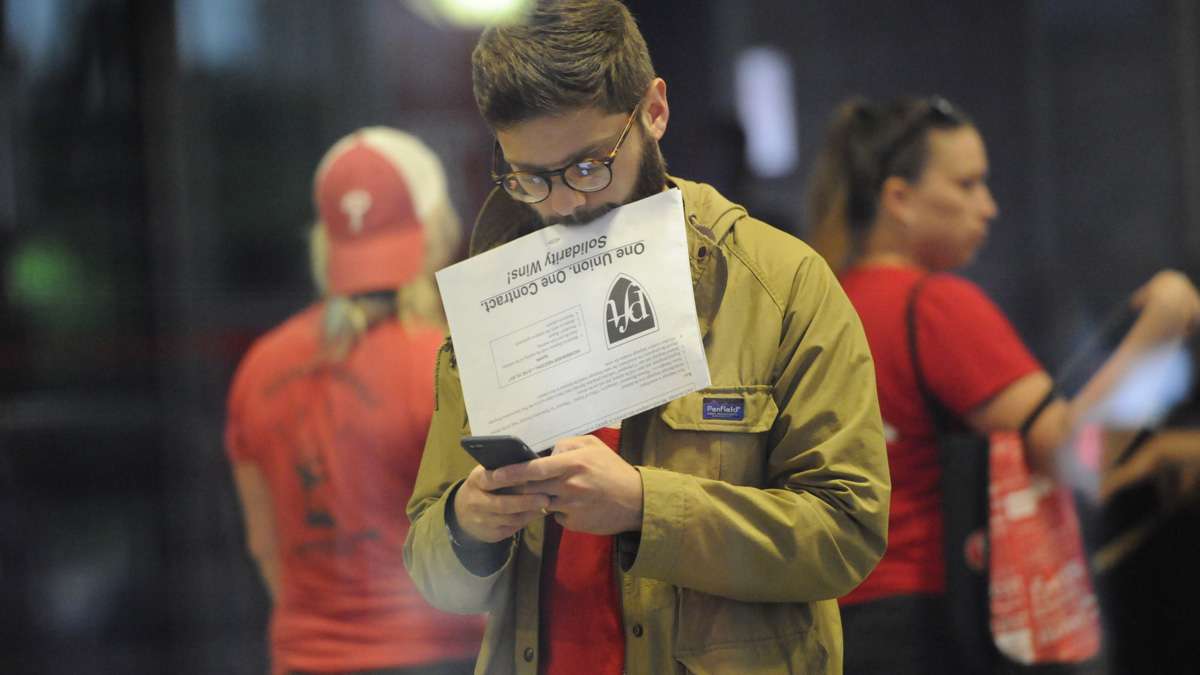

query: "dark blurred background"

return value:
[1, 1, 1197, 673]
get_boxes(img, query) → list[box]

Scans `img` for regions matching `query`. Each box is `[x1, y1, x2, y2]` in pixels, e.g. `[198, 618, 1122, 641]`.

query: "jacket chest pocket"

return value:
[657, 386, 778, 485]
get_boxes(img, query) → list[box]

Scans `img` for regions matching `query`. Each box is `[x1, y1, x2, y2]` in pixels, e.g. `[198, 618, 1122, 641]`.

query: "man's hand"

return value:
[500, 435, 644, 535]
[453, 464, 551, 544]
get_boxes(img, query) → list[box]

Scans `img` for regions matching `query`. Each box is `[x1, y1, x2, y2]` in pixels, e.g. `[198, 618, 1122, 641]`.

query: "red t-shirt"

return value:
[838, 266, 1041, 605]
[225, 305, 483, 673]
[538, 426, 625, 675]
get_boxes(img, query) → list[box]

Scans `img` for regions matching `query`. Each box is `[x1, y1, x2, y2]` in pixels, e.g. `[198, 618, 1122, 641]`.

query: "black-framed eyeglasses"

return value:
[877, 95, 966, 177]
[490, 105, 640, 204]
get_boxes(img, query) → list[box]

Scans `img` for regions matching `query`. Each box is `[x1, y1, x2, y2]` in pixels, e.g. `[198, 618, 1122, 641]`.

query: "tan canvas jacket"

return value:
[405, 177, 890, 674]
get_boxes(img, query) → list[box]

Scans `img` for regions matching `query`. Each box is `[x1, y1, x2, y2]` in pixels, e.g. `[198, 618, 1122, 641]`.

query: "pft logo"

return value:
[604, 274, 657, 347]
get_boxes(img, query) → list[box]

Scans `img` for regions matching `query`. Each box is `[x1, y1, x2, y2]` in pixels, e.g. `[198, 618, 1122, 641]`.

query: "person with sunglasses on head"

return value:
[225, 128, 483, 675]
[404, 2, 891, 674]
[806, 95, 1200, 674]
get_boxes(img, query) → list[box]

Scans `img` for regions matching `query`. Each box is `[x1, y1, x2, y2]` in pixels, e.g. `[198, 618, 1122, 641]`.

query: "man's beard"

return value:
[537, 137, 668, 227]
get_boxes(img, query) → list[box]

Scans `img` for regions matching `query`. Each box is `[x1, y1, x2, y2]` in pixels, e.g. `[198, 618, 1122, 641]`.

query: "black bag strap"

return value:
[1018, 388, 1057, 439]
[907, 275, 995, 673]
[905, 274, 957, 434]
[906, 274, 1057, 444]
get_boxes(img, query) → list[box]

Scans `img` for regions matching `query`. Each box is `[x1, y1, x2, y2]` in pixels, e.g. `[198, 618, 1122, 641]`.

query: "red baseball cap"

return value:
[313, 128, 445, 295]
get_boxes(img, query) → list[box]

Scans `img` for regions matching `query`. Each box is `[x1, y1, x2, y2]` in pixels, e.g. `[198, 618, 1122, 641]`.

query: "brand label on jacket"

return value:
[702, 397, 745, 421]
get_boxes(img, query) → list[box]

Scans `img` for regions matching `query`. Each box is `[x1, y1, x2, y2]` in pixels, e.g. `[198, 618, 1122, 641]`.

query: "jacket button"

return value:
[697, 245, 708, 259]
[631, 623, 644, 637]
[523, 646, 535, 662]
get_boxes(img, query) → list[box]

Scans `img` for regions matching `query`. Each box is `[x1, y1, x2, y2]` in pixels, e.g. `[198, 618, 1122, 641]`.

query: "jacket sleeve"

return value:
[627, 248, 891, 602]
[403, 338, 517, 613]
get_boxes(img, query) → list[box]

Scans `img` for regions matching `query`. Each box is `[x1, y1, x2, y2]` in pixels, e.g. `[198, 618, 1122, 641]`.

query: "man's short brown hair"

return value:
[472, 0, 657, 130]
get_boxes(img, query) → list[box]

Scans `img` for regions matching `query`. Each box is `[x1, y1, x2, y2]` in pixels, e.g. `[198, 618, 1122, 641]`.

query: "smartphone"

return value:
[460, 435, 542, 470]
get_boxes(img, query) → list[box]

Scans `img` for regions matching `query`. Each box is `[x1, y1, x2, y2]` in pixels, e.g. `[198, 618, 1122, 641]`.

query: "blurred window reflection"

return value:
[5, 0, 72, 76]
[175, 0, 260, 71]
[734, 46, 798, 179]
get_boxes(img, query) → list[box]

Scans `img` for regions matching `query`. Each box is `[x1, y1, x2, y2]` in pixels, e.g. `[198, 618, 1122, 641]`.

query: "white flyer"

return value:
[436, 188, 711, 451]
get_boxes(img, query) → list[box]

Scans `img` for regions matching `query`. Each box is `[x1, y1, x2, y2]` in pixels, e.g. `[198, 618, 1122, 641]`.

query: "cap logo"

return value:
[340, 189, 374, 234]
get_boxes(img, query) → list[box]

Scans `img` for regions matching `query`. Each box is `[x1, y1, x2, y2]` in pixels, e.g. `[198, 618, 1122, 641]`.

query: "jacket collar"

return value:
[468, 176, 745, 338]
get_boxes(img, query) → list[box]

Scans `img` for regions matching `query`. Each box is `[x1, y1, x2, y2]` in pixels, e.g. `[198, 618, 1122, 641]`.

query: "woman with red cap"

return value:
[225, 128, 482, 675]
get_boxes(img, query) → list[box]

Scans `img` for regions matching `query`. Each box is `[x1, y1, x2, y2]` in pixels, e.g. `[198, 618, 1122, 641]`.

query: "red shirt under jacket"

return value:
[538, 426, 625, 675]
